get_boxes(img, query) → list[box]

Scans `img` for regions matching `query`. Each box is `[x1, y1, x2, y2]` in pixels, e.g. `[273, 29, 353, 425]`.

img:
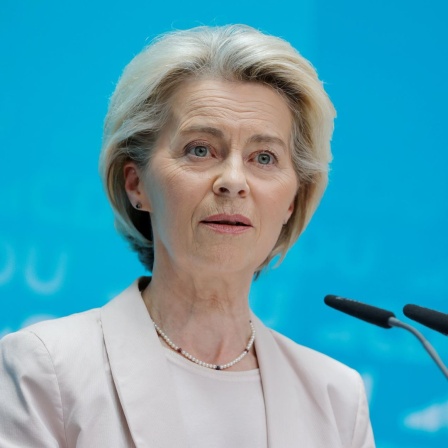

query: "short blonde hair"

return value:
[100, 24, 336, 273]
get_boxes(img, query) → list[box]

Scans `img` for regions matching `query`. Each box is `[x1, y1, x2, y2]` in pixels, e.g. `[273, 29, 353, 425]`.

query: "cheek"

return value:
[146, 161, 181, 207]
[146, 168, 204, 232]
[263, 183, 296, 221]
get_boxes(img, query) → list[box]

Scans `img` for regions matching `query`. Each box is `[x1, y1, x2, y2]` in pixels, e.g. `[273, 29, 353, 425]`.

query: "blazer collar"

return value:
[101, 279, 324, 448]
[253, 315, 313, 447]
[254, 316, 344, 447]
[101, 279, 188, 448]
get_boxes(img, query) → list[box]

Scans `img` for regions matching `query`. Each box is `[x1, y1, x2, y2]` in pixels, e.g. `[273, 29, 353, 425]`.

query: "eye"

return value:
[187, 144, 210, 157]
[255, 151, 276, 165]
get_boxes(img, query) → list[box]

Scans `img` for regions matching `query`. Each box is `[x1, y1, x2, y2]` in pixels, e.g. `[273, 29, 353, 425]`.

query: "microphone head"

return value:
[324, 295, 396, 328]
[403, 304, 448, 336]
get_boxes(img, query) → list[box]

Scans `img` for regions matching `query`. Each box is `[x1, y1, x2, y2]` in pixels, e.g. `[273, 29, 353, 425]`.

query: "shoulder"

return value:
[0, 307, 105, 386]
[2, 307, 102, 354]
[262, 327, 374, 447]
[1, 277, 145, 366]
[268, 327, 361, 385]
[0, 300, 137, 446]
[0, 310, 104, 447]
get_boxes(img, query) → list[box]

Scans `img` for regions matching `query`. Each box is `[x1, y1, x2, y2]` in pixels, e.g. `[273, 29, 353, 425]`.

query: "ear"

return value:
[123, 162, 152, 212]
[283, 202, 295, 225]
[283, 197, 295, 225]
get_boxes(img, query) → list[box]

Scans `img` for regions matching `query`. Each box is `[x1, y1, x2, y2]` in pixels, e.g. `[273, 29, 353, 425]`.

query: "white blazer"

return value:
[0, 279, 375, 447]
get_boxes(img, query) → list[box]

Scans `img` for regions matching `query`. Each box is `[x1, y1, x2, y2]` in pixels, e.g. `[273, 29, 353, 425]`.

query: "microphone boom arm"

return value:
[388, 317, 448, 379]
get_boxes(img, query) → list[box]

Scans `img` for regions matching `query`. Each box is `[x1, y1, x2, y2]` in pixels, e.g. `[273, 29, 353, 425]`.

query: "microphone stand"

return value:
[388, 317, 448, 379]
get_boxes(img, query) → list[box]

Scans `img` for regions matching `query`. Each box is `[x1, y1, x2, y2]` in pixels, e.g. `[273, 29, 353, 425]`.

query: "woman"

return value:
[0, 25, 375, 447]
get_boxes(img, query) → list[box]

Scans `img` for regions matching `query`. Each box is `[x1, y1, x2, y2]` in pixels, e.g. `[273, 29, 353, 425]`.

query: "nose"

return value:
[212, 155, 250, 198]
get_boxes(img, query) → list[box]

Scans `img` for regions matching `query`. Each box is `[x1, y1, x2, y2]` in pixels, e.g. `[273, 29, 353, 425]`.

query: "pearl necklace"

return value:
[152, 319, 256, 370]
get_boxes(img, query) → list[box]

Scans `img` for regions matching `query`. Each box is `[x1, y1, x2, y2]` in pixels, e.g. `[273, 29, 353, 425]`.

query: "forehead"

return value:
[167, 78, 293, 141]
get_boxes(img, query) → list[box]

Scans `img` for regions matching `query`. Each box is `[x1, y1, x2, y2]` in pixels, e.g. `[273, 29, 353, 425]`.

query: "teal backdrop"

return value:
[1, 1, 447, 446]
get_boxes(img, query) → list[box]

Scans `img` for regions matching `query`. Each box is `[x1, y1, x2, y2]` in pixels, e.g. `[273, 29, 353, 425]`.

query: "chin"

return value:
[188, 249, 265, 276]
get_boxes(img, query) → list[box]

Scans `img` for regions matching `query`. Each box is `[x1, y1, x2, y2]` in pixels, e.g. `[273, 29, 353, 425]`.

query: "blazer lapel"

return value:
[101, 280, 188, 448]
[253, 315, 337, 448]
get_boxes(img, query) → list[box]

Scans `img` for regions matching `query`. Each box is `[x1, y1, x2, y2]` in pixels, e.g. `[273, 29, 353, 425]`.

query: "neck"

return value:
[142, 259, 258, 371]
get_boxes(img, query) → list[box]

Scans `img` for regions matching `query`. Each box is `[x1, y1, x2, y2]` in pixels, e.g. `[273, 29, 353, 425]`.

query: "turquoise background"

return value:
[1, 1, 447, 446]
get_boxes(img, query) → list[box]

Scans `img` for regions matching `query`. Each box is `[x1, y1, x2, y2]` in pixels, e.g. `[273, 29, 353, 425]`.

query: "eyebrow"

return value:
[180, 126, 224, 138]
[180, 126, 287, 150]
[247, 134, 287, 150]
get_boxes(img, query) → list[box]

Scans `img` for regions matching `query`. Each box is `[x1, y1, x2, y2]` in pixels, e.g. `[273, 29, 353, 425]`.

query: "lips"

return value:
[201, 214, 252, 227]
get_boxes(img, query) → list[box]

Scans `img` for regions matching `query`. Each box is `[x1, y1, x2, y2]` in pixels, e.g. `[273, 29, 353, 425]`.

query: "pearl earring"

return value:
[135, 202, 142, 210]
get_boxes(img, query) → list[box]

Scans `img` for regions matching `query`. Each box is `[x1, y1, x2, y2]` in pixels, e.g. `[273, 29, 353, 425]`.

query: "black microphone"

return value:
[324, 295, 395, 328]
[324, 294, 448, 379]
[403, 304, 448, 336]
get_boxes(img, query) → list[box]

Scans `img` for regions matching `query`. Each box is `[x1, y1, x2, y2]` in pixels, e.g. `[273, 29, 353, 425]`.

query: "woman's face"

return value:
[129, 78, 298, 275]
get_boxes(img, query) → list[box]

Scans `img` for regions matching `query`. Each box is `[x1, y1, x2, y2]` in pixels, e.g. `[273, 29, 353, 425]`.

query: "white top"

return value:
[165, 348, 268, 448]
